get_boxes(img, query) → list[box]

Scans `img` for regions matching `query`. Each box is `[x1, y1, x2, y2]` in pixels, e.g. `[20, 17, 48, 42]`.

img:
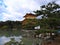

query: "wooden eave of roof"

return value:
[24, 13, 37, 17]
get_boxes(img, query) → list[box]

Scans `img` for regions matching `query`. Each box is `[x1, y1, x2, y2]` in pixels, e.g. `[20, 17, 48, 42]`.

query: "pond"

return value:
[0, 36, 22, 45]
[0, 30, 42, 45]
[0, 30, 22, 45]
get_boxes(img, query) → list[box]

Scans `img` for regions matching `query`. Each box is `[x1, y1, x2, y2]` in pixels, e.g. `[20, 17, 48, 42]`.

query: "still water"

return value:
[0, 30, 23, 45]
[0, 30, 41, 45]
[0, 36, 22, 45]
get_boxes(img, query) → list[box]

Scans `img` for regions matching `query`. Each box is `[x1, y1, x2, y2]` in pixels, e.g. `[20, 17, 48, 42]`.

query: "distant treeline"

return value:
[0, 20, 22, 30]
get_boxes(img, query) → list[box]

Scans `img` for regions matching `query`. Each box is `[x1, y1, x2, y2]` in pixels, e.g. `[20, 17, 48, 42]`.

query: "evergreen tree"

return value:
[34, 2, 60, 29]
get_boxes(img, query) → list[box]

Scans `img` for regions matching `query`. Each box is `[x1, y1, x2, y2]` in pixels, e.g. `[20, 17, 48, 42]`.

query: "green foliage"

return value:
[34, 2, 60, 29]
[0, 20, 22, 30]
[34, 2, 60, 18]
[35, 29, 57, 35]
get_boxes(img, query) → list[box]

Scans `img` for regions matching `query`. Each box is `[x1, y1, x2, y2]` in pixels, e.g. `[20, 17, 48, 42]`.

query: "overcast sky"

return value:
[0, 0, 60, 21]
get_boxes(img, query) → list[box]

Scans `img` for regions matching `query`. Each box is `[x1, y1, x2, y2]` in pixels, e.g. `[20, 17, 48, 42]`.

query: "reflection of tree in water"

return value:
[0, 30, 22, 37]
[4, 38, 24, 45]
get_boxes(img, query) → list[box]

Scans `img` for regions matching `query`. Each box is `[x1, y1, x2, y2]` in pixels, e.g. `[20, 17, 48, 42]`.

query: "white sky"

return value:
[0, 0, 60, 21]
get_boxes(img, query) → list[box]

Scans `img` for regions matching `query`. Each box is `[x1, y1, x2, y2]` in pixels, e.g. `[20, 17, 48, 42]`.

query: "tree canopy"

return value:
[34, 2, 60, 18]
[34, 2, 60, 29]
